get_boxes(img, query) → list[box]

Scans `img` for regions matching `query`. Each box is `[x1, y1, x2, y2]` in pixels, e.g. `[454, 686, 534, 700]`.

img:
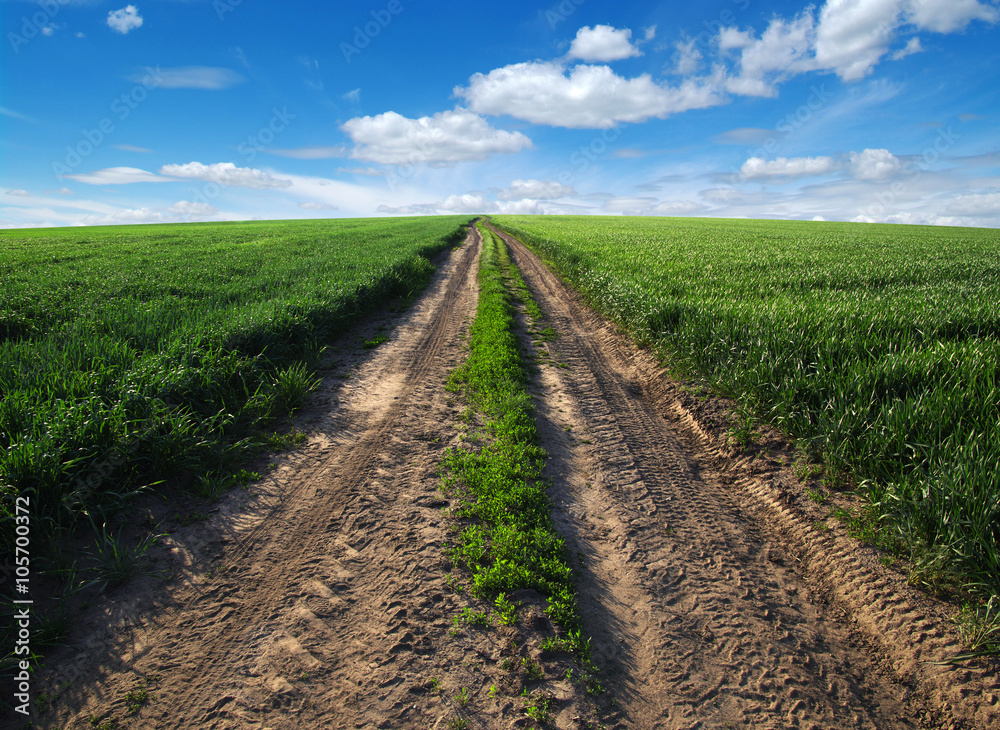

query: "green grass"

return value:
[491, 214, 1000, 600]
[441, 223, 582, 645]
[0, 215, 470, 562]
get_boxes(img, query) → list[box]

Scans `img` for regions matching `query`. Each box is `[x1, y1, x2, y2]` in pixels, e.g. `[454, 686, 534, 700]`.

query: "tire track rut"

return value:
[157, 228, 480, 727]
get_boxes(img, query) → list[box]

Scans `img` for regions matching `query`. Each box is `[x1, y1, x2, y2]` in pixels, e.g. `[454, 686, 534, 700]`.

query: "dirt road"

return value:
[29, 225, 997, 729]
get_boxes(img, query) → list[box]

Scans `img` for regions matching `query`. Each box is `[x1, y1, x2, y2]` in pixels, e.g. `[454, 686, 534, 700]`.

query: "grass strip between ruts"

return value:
[441, 222, 585, 651]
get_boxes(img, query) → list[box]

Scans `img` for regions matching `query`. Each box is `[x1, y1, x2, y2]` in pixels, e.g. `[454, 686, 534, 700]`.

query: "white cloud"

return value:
[342, 108, 532, 165]
[6, 189, 30, 197]
[169, 200, 218, 217]
[82, 208, 167, 226]
[435, 193, 492, 214]
[266, 146, 346, 159]
[849, 148, 904, 179]
[458, 61, 723, 128]
[135, 67, 245, 90]
[159, 162, 293, 189]
[568, 25, 641, 62]
[740, 156, 840, 179]
[717, 0, 998, 87]
[721, 13, 816, 96]
[496, 179, 576, 201]
[812, 0, 903, 81]
[375, 191, 573, 217]
[671, 39, 703, 76]
[650, 200, 706, 216]
[601, 196, 659, 213]
[46, 188, 75, 196]
[107, 5, 142, 34]
[892, 36, 923, 59]
[276, 172, 440, 219]
[906, 0, 999, 33]
[63, 167, 169, 185]
[41, 25, 56, 37]
[944, 192, 1000, 216]
[336, 167, 384, 177]
[298, 202, 339, 210]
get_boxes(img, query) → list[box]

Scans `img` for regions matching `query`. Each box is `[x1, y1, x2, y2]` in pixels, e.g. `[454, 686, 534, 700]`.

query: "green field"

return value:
[492, 215, 1000, 597]
[0, 216, 471, 556]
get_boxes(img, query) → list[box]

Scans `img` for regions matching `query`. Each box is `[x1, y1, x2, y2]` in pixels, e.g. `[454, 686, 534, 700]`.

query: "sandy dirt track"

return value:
[21, 224, 998, 729]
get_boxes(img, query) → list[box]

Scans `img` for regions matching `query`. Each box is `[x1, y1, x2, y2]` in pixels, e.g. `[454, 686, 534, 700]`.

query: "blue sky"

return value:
[1, 0, 998, 228]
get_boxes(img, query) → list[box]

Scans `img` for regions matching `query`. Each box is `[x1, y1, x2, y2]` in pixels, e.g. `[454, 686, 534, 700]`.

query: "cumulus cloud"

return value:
[434, 193, 493, 214]
[341, 109, 532, 165]
[721, 12, 815, 95]
[63, 167, 170, 185]
[158, 162, 293, 189]
[568, 25, 641, 62]
[457, 62, 722, 128]
[907, 0, 999, 32]
[495, 179, 576, 201]
[376, 192, 570, 217]
[168, 200, 218, 216]
[717, 0, 998, 87]
[6, 189, 30, 197]
[892, 37, 923, 60]
[107, 6, 142, 34]
[671, 39, 703, 76]
[811, 0, 903, 81]
[740, 156, 840, 179]
[849, 148, 904, 180]
[944, 192, 1000, 216]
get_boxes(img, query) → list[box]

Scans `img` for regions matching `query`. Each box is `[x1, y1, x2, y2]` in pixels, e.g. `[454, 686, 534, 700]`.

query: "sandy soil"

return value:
[16, 224, 998, 729]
